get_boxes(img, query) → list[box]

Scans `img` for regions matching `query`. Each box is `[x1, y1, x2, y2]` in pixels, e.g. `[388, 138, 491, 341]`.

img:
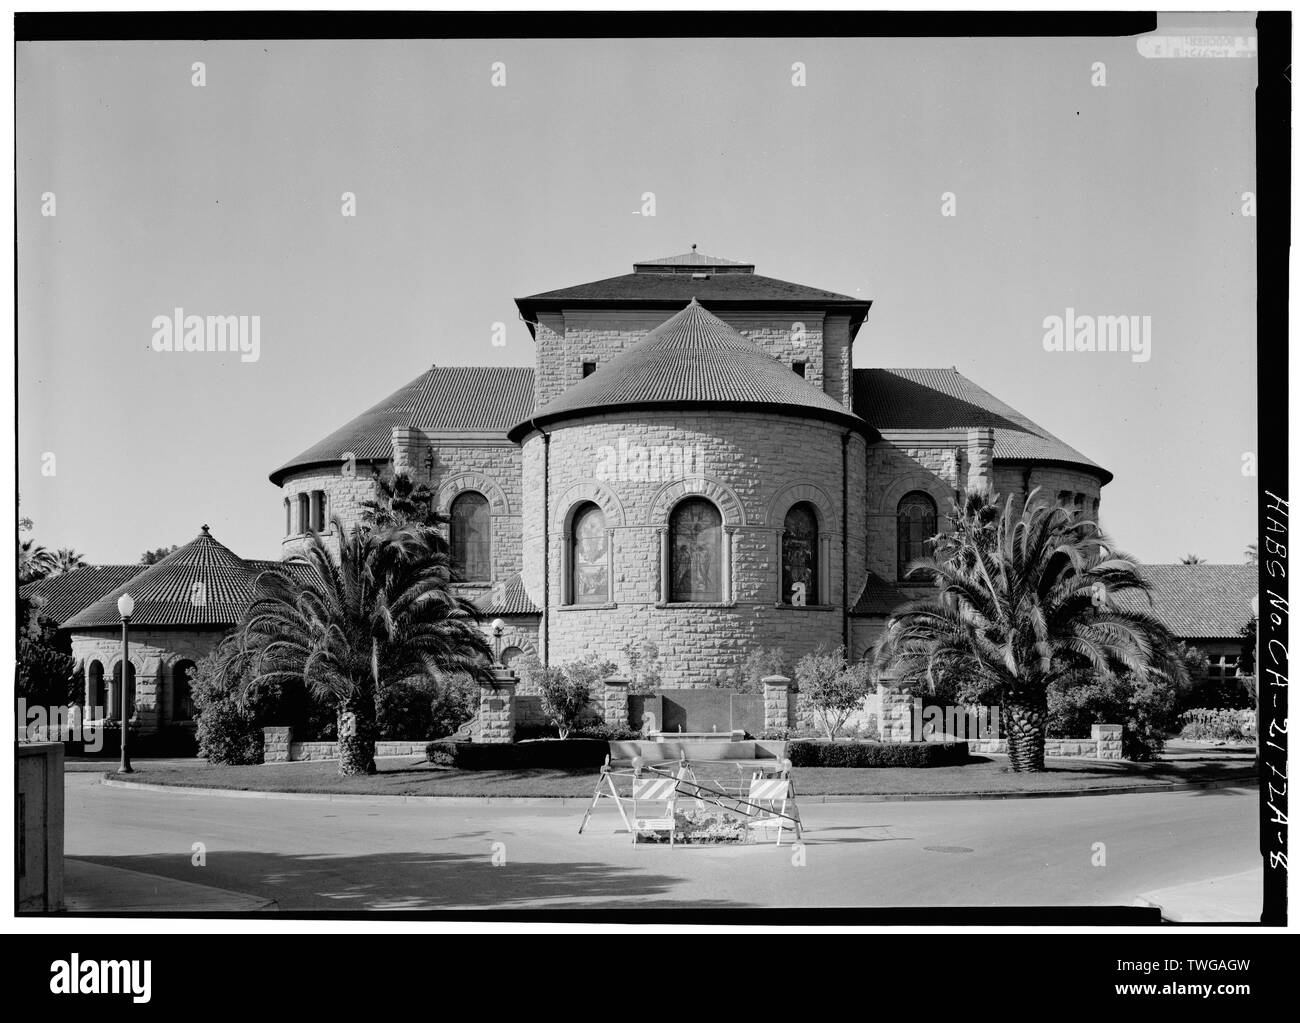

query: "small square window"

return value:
[582, 362, 596, 378]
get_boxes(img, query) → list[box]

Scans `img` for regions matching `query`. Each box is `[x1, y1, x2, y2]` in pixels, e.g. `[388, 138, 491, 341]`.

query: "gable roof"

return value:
[21, 565, 147, 626]
[1118, 564, 1258, 640]
[269, 365, 535, 486]
[61, 527, 297, 630]
[849, 573, 912, 617]
[478, 572, 540, 616]
[509, 300, 872, 441]
[853, 368, 1111, 484]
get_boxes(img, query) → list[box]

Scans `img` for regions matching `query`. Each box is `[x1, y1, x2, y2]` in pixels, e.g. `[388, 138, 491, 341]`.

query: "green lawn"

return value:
[82, 753, 1258, 799]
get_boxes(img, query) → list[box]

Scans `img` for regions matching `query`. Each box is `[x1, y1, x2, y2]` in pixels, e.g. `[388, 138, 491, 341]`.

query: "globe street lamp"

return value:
[117, 592, 134, 774]
[490, 618, 506, 667]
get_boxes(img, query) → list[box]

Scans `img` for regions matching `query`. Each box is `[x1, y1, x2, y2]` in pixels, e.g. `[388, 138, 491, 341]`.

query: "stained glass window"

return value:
[897, 491, 937, 580]
[572, 502, 609, 604]
[450, 491, 491, 581]
[670, 498, 722, 602]
[782, 502, 819, 606]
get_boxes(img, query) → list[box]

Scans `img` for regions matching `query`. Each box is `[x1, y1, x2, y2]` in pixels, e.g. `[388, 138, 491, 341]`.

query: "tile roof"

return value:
[511, 300, 871, 441]
[269, 365, 535, 485]
[516, 271, 870, 323]
[479, 573, 540, 616]
[849, 573, 912, 616]
[1117, 564, 1258, 640]
[854, 368, 1111, 483]
[21, 565, 147, 626]
[61, 527, 302, 630]
[632, 250, 755, 272]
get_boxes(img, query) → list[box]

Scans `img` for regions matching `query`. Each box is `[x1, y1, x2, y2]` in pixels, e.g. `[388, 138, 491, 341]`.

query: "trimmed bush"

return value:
[786, 739, 968, 768]
[423, 738, 610, 770]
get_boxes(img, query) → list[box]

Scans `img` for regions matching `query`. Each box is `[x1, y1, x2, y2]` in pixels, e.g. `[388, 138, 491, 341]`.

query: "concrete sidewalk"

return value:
[1135, 869, 1264, 922]
[64, 858, 277, 913]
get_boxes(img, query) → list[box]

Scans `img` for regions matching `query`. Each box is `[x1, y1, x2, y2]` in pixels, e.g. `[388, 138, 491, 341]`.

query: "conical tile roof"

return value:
[509, 300, 869, 440]
[62, 526, 285, 629]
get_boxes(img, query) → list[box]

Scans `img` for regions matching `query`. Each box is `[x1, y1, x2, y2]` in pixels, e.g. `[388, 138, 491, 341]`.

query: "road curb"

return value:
[97, 773, 1257, 806]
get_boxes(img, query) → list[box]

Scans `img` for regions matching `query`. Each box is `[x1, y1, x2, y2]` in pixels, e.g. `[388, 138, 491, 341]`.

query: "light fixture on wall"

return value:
[491, 618, 506, 666]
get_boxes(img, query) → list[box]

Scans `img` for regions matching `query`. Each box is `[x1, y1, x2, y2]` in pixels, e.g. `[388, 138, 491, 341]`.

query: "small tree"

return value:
[796, 645, 872, 740]
[621, 640, 663, 695]
[727, 646, 790, 694]
[536, 663, 593, 739]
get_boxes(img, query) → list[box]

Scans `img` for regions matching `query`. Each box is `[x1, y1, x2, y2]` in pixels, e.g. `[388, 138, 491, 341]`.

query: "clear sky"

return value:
[17, 23, 1258, 565]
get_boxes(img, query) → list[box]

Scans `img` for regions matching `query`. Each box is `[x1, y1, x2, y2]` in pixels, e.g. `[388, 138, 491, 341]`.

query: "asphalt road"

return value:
[63, 773, 1260, 912]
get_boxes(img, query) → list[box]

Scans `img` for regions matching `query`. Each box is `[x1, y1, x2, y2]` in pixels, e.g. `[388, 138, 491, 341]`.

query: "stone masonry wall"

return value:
[280, 465, 384, 558]
[69, 627, 226, 734]
[530, 308, 853, 411]
[520, 410, 868, 686]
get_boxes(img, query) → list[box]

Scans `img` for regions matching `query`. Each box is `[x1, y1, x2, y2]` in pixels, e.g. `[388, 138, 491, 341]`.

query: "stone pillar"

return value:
[966, 427, 995, 495]
[1093, 723, 1122, 760]
[262, 726, 293, 763]
[878, 685, 916, 743]
[602, 676, 630, 731]
[762, 675, 793, 731]
[478, 667, 518, 743]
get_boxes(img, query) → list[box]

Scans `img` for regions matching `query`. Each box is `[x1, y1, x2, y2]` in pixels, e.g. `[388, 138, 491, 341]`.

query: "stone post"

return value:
[966, 427, 995, 495]
[762, 675, 793, 731]
[602, 676, 630, 731]
[262, 726, 293, 763]
[1093, 723, 1122, 760]
[478, 667, 518, 743]
[877, 685, 916, 743]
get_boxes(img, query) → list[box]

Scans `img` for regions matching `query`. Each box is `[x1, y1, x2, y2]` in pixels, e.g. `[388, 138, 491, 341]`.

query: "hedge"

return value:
[786, 739, 969, 768]
[425, 738, 611, 770]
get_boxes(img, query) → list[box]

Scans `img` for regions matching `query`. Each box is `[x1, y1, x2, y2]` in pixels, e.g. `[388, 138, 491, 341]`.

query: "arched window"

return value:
[450, 491, 491, 581]
[284, 498, 291, 537]
[782, 502, 819, 606]
[111, 661, 136, 720]
[670, 498, 722, 602]
[570, 502, 609, 604]
[500, 646, 524, 668]
[897, 491, 938, 580]
[87, 661, 105, 718]
[297, 493, 310, 534]
[172, 659, 196, 722]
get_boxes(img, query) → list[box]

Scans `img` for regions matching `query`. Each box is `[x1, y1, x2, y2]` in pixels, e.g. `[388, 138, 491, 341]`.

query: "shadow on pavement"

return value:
[66, 850, 750, 912]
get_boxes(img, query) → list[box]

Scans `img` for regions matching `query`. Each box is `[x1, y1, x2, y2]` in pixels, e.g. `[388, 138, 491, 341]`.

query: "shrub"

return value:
[376, 678, 436, 740]
[572, 723, 642, 741]
[786, 739, 969, 768]
[423, 738, 609, 770]
[726, 646, 790, 694]
[191, 649, 265, 765]
[428, 674, 477, 739]
[621, 640, 663, 695]
[795, 645, 872, 739]
[536, 657, 611, 739]
[1180, 708, 1257, 742]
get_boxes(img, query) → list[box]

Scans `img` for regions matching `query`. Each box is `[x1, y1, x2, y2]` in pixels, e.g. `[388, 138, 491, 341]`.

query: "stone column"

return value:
[1092, 723, 1122, 760]
[262, 726, 293, 763]
[762, 675, 793, 731]
[966, 427, 995, 495]
[478, 667, 518, 743]
[878, 685, 916, 743]
[602, 676, 630, 731]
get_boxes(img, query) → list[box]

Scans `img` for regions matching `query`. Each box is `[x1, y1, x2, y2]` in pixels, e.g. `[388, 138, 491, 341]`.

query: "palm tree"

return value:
[227, 516, 493, 775]
[359, 471, 440, 530]
[50, 548, 88, 576]
[19, 518, 57, 584]
[875, 489, 1178, 772]
[1179, 553, 1206, 565]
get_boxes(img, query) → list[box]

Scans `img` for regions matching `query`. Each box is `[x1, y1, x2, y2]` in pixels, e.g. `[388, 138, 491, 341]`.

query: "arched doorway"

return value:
[172, 659, 196, 722]
[86, 661, 105, 719]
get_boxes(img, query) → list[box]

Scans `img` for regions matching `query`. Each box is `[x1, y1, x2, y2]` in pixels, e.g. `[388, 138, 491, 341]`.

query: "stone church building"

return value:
[270, 250, 1109, 688]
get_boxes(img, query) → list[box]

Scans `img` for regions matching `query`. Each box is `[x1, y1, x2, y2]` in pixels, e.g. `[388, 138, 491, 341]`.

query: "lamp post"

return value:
[490, 618, 506, 667]
[117, 592, 134, 774]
